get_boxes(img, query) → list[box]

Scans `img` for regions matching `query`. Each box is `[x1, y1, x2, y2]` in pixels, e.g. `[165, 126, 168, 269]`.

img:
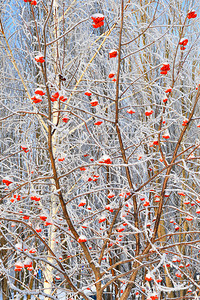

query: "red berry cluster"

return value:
[91, 13, 104, 28]
[160, 63, 170, 75]
[35, 56, 45, 63]
[24, 0, 37, 5]
[179, 38, 188, 51]
[187, 10, 197, 19]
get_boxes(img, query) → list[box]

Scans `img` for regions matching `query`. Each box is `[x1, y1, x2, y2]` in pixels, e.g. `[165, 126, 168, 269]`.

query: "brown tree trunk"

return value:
[2, 276, 9, 300]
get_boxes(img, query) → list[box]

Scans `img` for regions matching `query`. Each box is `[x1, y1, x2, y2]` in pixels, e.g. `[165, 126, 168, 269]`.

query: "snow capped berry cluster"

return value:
[91, 13, 105, 28]
[160, 62, 170, 75]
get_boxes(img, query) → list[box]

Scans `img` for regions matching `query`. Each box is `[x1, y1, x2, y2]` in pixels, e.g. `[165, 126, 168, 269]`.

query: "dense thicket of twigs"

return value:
[1, 0, 200, 299]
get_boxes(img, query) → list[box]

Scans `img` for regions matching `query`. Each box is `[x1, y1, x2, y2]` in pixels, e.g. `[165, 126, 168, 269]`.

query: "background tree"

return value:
[1, 0, 200, 299]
